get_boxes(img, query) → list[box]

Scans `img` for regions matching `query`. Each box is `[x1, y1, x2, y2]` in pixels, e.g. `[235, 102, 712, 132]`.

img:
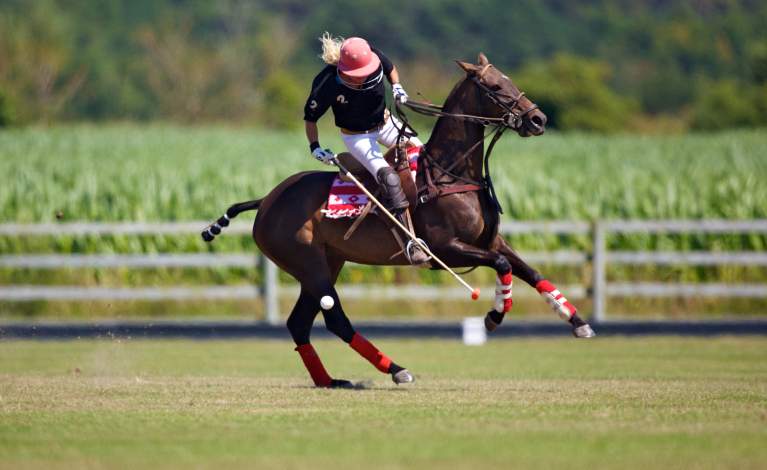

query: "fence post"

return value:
[591, 220, 607, 323]
[261, 255, 279, 325]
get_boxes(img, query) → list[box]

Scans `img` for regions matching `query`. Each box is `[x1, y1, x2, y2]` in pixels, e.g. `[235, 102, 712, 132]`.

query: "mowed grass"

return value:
[1, 337, 765, 469]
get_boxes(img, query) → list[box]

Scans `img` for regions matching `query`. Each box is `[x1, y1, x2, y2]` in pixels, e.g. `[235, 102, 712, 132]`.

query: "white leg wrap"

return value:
[536, 280, 577, 321]
[541, 289, 574, 320]
[494, 275, 513, 313]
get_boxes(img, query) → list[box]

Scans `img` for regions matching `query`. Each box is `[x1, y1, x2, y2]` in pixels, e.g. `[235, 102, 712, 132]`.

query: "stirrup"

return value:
[406, 238, 431, 266]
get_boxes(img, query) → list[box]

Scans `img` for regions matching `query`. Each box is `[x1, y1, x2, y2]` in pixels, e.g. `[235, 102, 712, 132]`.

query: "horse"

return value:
[202, 53, 595, 388]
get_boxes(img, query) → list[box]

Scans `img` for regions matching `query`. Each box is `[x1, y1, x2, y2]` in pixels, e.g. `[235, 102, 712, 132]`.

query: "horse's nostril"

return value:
[531, 115, 544, 127]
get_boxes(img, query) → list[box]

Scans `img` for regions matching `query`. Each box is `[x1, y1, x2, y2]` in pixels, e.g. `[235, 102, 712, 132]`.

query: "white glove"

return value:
[392, 83, 408, 104]
[312, 146, 335, 165]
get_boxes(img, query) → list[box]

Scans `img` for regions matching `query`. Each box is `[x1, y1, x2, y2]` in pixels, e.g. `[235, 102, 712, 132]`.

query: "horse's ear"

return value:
[455, 60, 477, 74]
[477, 52, 489, 66]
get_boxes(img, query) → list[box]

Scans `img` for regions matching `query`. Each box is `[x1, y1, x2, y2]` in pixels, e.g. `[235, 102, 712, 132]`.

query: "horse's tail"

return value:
[201, 198, 263, 243]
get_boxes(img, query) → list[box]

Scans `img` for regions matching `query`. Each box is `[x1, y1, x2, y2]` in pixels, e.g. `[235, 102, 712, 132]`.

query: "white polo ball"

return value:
[320, 295, 335, 310]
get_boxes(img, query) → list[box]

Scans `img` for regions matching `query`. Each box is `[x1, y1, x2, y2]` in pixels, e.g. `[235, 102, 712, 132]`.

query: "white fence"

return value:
[2, 219, 767, 324]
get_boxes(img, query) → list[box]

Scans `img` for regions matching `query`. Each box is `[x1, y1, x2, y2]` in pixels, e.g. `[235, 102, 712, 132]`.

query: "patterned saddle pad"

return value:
[322, 177, 370, 219]
[322, 146, 421, 219]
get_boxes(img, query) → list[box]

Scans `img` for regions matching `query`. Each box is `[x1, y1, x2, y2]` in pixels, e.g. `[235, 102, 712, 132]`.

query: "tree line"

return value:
[0, 0, 765, 131]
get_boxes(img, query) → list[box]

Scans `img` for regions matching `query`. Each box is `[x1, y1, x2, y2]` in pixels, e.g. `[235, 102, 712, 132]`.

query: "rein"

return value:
[394, 70, 532, 214]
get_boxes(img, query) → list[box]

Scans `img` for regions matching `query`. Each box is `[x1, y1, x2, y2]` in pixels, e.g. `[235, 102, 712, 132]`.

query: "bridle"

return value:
[399, 64, 538, 132]
[394, 64, 541, 214]
[472, 64, 539, 131]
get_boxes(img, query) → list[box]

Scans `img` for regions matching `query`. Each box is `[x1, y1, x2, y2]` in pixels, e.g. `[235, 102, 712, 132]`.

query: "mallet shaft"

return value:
[332, 158, 478, 297]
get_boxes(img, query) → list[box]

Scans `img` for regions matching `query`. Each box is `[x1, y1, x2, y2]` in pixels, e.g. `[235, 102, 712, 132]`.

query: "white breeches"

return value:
[340, 114, 423, 178]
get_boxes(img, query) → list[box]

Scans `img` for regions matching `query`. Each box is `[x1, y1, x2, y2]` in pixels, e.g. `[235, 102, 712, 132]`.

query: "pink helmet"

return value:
[337, 37, 381, 78]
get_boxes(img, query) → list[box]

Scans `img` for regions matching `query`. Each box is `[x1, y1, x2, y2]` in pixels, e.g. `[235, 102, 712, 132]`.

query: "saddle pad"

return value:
[322, 146, 422, 219]
[322, 176, 369, 219]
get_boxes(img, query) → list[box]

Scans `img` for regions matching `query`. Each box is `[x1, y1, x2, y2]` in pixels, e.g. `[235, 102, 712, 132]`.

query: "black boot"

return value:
[376, 167, 409, 213]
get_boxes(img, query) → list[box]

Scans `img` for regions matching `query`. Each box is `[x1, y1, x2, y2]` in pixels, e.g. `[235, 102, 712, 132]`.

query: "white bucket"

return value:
[462, 317, 487, 346]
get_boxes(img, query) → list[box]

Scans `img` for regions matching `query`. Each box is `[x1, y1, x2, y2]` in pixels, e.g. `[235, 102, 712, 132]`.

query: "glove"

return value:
[392, 83, 408, 104]
[312, 146, 335, 165]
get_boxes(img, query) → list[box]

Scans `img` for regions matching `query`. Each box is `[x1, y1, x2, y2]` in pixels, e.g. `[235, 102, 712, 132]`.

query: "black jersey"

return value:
[303, 47, 394, 132]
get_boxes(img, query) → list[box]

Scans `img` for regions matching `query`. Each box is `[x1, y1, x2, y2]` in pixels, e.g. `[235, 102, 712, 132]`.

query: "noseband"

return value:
[473, 64, 539, 131]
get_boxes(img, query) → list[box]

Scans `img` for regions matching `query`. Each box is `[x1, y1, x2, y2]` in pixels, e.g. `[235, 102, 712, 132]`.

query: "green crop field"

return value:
[1, 125, 766, 320]
[1, 337, 765, 469]
[2, 125, 766, 224]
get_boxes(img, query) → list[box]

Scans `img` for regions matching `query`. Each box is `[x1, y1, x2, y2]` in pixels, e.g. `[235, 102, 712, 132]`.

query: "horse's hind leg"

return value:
[317, 282, 415, 385]
[289, 289, 334, 387]
[290, 254, 414, 385]
[288, 256, 358, 388]
[492, 235, 595, 338]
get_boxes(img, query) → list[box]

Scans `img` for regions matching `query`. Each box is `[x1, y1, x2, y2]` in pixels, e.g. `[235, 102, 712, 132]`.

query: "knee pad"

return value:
[376, 167, 409, 211]
[376, 166, 399, 186]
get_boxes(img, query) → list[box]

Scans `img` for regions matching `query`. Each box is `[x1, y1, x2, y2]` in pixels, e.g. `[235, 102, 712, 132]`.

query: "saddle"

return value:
[335, 145, 419, 209]
[333, 145, 427, 265]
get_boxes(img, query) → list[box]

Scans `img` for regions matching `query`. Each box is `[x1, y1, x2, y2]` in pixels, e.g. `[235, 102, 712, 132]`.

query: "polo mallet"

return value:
[330, 156, 480, 300]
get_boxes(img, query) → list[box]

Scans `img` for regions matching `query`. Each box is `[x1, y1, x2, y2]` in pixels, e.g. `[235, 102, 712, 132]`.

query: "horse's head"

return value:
[456, 53, 547, 137]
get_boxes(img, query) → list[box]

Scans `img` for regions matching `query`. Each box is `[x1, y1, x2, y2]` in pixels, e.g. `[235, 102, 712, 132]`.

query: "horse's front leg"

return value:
[491, 235, 596, 338]
[433, 239, 514, 327]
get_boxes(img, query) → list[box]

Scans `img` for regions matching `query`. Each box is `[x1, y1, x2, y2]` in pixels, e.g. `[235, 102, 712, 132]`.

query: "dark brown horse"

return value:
[203, 53, 595, 388]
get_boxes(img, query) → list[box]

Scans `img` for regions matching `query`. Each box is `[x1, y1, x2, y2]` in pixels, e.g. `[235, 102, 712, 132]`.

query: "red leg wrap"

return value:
[295, 344, 332, 387]
[349, 333, 392, 374]
[535, 279, 555, 294]
[536, 280, 577, 318]
[495, 272, 513, 313]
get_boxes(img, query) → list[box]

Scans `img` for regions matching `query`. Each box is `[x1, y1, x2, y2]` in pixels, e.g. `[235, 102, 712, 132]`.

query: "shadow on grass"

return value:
[291, 380, 416, 391]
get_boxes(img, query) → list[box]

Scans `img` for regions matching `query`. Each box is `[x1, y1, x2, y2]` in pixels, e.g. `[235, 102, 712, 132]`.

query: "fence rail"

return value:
[2, 219, 766, 324]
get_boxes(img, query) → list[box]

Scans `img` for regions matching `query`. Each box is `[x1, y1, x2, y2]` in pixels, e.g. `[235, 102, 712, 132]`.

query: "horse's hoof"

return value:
[329, 379, 355, 389]
[392, 369, 415, 385]
[484, 310, 504, 332]
[573, 324, 596, 338]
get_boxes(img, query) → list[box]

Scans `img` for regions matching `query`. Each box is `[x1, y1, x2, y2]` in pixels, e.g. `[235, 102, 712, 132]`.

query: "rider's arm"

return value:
[388, 66, 401, 85]
[303, 67, 333, 152]
[305, 120, 320, 152]
[370, 47, 399, 81]
[371, 47, 407, 102]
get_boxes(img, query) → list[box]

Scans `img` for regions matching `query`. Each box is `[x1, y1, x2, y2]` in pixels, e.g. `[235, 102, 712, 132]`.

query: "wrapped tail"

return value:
[201, 198, 263, 242]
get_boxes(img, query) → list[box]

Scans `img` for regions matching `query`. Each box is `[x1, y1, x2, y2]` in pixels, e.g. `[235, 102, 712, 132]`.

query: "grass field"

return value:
[1, 337, 765, 469]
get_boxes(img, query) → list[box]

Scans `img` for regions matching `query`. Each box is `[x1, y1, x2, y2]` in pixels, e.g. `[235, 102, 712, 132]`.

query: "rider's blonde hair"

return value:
[319, 31, 344, 65]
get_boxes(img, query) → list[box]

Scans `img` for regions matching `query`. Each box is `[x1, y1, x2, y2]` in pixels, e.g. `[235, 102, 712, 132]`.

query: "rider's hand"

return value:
[392, 83, 408, 104]
[311, 146, 335, 165]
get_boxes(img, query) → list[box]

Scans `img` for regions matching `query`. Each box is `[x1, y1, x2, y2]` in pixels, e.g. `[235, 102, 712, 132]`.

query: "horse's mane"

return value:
[424, 74, 475, 149]
[441, 74, 471, 112]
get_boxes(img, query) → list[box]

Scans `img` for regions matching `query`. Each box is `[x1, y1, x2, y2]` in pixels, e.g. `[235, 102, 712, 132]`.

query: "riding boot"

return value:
[376, 167, 409, 213]
[376, 167, 430, 265]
